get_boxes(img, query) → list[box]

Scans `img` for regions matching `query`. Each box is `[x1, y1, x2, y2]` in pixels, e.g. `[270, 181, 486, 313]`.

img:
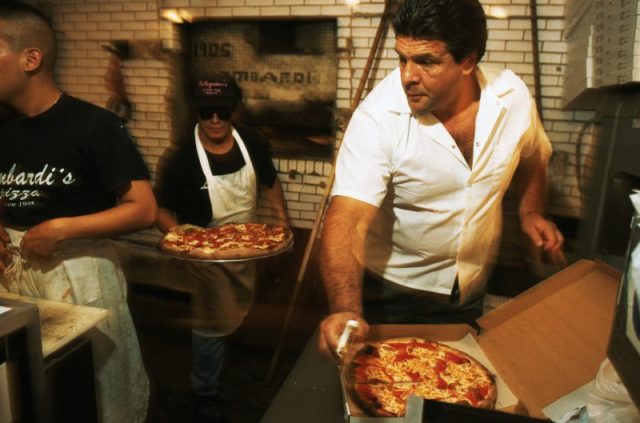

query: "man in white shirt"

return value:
[318, 0, 565, 358]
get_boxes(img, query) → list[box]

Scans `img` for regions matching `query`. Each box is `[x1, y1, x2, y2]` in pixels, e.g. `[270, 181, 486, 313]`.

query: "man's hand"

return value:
[318, 311, 369, 360]
[520, 212, 566, 265]
[0, 224, 11, 271]
[276, 216, 292, 230]
[20, 218, 66, 260]
[263, 179, 290, 230]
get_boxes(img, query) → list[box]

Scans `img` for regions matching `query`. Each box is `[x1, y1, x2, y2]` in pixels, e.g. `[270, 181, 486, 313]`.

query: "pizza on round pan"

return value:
[159, 222, 293, 261]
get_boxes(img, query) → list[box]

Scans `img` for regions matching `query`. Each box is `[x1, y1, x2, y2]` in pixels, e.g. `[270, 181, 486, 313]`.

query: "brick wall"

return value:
[40, 0, 594, 239]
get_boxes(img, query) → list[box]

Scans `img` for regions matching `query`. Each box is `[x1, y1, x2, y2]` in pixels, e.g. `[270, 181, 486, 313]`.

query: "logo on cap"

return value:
[198, 80, 228, 96]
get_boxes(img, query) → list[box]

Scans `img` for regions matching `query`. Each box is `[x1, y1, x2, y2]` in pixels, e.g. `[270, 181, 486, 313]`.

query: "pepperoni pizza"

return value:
[346, 337, 497, 417]
[159, 222, 293, 260]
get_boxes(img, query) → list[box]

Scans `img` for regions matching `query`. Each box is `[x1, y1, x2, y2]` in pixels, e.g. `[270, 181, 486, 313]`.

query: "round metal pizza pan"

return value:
[159, 239, 294, 263]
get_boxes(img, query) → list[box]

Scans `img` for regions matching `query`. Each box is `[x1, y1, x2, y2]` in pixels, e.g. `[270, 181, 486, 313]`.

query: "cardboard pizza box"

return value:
[342, 259, 621, 422]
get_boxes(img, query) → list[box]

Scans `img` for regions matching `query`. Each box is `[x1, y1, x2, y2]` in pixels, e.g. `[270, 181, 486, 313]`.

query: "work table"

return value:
[0, 292, 108, 358]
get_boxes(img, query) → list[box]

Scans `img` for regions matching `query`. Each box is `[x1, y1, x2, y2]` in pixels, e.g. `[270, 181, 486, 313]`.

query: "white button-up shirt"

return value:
[332, 66, 551, 303]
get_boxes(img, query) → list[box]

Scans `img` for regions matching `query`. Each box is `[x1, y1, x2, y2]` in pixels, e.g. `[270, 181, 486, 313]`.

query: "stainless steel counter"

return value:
[261, 328, 346, 423]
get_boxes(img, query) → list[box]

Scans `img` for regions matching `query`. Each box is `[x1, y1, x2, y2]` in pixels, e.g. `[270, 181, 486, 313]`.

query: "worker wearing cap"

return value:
[155, 71, 289, 422]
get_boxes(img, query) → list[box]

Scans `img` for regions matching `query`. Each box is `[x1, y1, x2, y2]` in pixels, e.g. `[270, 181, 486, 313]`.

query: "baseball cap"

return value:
[190, 72, 242, 108]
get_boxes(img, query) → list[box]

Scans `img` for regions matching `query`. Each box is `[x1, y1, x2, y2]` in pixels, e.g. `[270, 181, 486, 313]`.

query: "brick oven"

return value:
[181, 18, 338, 159]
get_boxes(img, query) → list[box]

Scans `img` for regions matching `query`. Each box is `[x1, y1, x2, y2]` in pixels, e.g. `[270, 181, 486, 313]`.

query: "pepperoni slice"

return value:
[465, 387, 486, 406]
[406, 371, 421, 382]
[444, 351, 470, 364]
[435, 359, 448, 373]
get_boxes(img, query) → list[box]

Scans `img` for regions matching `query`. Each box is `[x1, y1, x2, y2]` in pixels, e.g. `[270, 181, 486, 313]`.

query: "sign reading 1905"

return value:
[193, 42, 232, 57]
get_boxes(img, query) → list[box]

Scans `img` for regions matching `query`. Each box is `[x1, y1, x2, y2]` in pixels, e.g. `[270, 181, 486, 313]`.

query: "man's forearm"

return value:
[20, 183, 157, 258]
[263, 179, 290, 226]
[52, 197, 156, 240]
[156, 207, 179, 234]
[515, 150, 548, 217]
[32, 180, 157, 242]
[320, 236, 365, 315]
[319, 197, 377, 315]
[512, 145, 565, 259]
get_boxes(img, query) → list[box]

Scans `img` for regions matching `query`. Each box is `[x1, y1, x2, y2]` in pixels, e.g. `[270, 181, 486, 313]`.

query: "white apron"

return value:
[190, 125, 258, 336]
[0, 229, 149, 423]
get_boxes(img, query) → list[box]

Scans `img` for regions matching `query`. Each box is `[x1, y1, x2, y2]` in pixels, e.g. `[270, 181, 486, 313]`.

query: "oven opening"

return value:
[182, 19, 338, 160]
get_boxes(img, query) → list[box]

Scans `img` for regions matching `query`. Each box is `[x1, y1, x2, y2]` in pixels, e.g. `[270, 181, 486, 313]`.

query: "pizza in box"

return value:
[345, 337, 497, 417]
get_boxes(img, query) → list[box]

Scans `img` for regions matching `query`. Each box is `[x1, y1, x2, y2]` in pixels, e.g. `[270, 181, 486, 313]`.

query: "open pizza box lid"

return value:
[342, 260, 621, 421]
[475, 259, 620, 419]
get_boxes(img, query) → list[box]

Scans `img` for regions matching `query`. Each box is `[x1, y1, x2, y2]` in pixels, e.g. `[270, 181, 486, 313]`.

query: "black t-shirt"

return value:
[0, 94, 150, 227]
[155, 123, 278, 227]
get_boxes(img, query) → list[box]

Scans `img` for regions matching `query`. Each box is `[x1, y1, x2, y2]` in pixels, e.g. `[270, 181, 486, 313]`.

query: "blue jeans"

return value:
[191, 331, 225, 396]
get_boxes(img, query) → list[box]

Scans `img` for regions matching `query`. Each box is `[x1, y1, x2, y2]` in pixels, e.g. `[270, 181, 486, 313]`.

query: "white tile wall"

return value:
[40, 0, 596, 236]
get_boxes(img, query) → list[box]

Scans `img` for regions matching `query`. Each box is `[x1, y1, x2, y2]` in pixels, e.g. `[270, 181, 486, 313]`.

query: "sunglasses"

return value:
[197, 107, 234, 121]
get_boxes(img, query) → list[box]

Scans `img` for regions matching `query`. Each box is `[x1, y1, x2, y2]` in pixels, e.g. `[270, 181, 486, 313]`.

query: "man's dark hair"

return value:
[0, 1, 57, 70]
[392, 0, 487, 64]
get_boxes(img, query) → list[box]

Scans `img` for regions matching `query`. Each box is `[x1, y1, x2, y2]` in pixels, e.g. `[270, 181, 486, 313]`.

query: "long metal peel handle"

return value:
[336, 319, 360, 359]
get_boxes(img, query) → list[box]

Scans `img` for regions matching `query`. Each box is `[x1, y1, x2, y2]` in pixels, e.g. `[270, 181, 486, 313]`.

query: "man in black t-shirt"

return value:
[155, 72, 290, 423]
[0, 3, 155, 422]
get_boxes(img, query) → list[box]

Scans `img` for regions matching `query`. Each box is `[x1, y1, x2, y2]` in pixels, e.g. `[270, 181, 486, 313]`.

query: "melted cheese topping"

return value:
[162, 223, 290, 253]
[350, 338, 495, 417]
